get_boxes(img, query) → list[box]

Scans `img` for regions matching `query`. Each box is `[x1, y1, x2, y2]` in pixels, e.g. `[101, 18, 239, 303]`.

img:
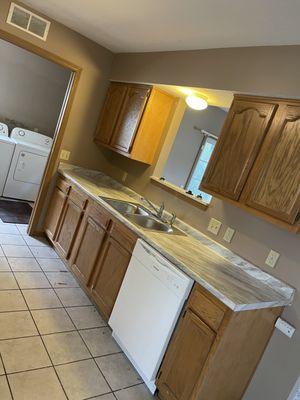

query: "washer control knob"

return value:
[19, 130, 25, 136]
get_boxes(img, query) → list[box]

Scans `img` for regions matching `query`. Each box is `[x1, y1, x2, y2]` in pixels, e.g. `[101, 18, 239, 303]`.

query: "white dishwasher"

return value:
[109, 239, 193, 393]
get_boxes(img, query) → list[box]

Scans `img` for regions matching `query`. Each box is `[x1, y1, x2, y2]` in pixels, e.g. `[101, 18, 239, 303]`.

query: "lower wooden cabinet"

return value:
[44, 179, 70, 240]
[157, 308, 215, 400]
[91, 227, 137, 321]
[55, 188, 87, 260]
[157, 285, 283, 400]
[70, 202, 109, 285]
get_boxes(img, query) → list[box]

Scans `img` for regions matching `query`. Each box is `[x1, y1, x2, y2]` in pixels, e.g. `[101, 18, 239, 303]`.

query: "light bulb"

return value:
[185, 95, 208, 110]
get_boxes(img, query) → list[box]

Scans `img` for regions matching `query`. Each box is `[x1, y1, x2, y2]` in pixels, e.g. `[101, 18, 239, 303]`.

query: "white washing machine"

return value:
[3, 128, 53, 202]
[0, 122, 16, 196]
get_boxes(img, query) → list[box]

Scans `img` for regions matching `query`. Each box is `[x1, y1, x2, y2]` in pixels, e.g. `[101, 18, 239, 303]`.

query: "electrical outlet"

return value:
[265, 249, 280, 268]
[223, 227, 235, 243]
[275, 317, 296, 338]
[60, 149, 70, 161]
[207, 218, 222, 235]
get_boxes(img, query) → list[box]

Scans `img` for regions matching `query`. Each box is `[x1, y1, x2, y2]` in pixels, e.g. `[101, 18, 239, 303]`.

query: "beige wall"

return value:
[111, 46, 300, 98]
[0, 38, 70, 137]
[0, 0, 113, 170]
[107, 48, 300, 400]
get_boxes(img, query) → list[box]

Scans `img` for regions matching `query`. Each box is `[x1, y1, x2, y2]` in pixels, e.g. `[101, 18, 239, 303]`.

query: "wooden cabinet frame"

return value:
[157, 285, 283, 400]
[201, 94, 300, 233]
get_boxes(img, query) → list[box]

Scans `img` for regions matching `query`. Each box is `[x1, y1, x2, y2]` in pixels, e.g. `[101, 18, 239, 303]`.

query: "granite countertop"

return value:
[58, 163, 295, 312]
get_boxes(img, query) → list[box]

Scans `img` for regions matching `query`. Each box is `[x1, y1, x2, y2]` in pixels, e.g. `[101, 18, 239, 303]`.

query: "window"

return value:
[185, 133, 217, 202]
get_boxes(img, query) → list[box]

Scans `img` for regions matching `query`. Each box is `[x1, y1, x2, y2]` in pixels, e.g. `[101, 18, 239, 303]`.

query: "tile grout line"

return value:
[9, 257, 72, 400]
[2, 241, 117, 397]
[1, 234, 148, 398]
[0, 352, 15, 400]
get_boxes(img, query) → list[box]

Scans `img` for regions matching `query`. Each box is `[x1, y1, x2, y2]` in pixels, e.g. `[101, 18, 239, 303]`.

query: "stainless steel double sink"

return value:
[101, 198, 184, 235]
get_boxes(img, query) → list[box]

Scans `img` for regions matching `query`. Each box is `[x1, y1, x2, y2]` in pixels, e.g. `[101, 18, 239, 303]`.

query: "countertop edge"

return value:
[57, 166, 295, 312]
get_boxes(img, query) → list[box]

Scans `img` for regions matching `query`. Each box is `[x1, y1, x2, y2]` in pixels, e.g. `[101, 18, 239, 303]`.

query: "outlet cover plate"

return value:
[60, 149, 70, 161]
[275, 317, 295, 338]
[265, 249, 280, 268]
[207, 218, 222, 235]
[223, 227, 235, 243]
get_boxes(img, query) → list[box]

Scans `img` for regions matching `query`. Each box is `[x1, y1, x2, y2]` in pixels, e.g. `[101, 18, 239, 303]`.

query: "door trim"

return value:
[0, 29, 82, 235]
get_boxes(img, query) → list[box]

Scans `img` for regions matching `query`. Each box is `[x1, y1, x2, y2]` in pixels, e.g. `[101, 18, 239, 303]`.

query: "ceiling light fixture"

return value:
[186, 95, 208, 110]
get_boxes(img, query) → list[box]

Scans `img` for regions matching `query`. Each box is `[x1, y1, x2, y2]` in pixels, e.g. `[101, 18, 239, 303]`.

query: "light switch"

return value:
[265, 249, 280, 268]
[207, 218, 222, 235]
[60, 149, 70, 161]
[223, 227, 235, 243]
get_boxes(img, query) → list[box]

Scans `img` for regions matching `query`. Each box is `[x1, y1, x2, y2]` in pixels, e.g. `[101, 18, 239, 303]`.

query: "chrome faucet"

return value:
[142, 197, 165, 219]
[169, 212, 177, 227]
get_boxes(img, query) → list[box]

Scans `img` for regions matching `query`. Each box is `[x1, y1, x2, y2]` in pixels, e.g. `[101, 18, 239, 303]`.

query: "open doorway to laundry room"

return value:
[0, 37, 72, 226]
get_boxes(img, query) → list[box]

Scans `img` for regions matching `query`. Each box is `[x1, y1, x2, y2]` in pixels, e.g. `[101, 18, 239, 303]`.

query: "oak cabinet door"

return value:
[244, 104, 300, 223]
[70, 214, 107, 285]
[55, 198, 83, 260]
[157, 309, 215, 400]
[201, 98, 278, 200]
[91, 236, 132, 321]
[44, 186, 68, 241]
[95, 82, 128, 145]
[110, 85, 151, 153]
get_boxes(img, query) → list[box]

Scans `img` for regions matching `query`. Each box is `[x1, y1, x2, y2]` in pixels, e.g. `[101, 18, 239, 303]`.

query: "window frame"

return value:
[185, 129, 218, 197]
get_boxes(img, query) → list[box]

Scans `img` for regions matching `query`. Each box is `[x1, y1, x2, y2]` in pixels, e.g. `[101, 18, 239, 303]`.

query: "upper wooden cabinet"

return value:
[244, 103, 300, 224]
[94, 82, 176, 164]
[201, 94, 300, 232]
[201, 97, 278, 200]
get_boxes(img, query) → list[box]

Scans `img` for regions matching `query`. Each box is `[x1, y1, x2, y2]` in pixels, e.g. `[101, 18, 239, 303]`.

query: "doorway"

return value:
[0, 29, 81, 233]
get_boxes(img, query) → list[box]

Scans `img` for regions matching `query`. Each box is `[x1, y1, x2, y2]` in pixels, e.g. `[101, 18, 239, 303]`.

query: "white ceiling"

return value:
[22, 0, 300, 53]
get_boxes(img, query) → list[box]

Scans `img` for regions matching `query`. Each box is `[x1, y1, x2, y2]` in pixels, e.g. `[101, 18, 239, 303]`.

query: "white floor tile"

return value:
[2, 245, 33, 258]
[22, 288, 62, 310]
[0, 290, 28, 312]
[0, 311, 38, 340]
[22, 235, 50, 247]
[80, 327, 120, 357]
[14, 272, 51, 289]
[0, 258, 10, 271]
[37, 258, 68, 272]
[45, 272, 79, 288]
[0, 336, 51, 373]
[96, 353, 143, 391]
[0, 376, 12, 400]
[8, 258, 41, 272]
[29, 246, 59, 258]
[8, 367, 67, 400]
[115, 384, 155, 400]
[55, 288, 92, 307]
[0, 224, 19, 235]
[16, 224, 29, 235]
[0, 234, 26, 245]
[56, 359, 110, 400]
[0, 272, 18, 290]
[32, 308, 75, 334]
[66, 306, 106, 329]
[43, 331, 91, 365]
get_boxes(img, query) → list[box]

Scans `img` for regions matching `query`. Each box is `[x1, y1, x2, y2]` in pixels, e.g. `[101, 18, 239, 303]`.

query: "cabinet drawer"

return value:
[56, 177, 71, 194]
[189, 285, 226, 332]
[69, 188, 88, 209]
[87, 202, 111, 229]
[110, 222, 138, 253]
